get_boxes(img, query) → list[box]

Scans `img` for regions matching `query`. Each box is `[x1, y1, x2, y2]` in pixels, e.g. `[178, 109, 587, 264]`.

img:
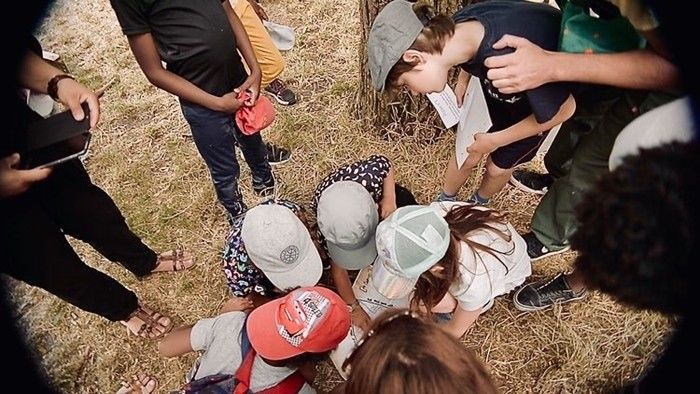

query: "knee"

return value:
[485, 161, 512, 178]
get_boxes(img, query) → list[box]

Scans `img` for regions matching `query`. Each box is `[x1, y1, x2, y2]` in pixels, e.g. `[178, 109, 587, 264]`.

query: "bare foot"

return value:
[150, 249, 195, 274]
[121, 304, 172, 339]
[220, 296, 254, 314]
[116, 373, 157, 394]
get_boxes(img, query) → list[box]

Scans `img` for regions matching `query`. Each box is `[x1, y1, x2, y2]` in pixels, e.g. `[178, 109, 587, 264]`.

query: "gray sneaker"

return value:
[513, 273, 587, 312]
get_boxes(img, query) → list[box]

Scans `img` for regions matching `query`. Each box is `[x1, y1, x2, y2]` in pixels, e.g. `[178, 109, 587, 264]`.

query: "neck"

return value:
[441, 20, 485, 67]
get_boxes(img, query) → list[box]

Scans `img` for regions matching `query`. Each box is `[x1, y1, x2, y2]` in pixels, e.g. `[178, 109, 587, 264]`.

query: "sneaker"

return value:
[253, 176, 275, 198]
[265, 142, 291, 166]
[509, 169, 554, 195]
[513, 273, 587, 312]
[264, 79, 297, 106]
[523, 231, 570, 262]
[435, 191, 458, 202]
[466, 193, 489, 206]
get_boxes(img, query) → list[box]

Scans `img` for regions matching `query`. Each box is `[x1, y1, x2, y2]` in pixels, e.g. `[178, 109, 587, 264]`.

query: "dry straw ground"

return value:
[11, 0, 673, 392]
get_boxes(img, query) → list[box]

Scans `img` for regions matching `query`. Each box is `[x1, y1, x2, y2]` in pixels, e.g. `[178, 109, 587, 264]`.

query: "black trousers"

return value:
[0, 160, 157, 321]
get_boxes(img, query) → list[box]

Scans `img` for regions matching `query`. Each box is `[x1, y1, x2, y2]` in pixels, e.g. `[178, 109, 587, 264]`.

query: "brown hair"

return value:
[342, 309, 498, 394]
[411, 204, 513, 315]
[385, 3, 456, 90]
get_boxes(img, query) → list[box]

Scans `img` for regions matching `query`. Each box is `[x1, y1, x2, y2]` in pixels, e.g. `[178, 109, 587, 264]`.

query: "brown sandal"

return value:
[151, 248, 196, 274]
[121, 305, 173, 339]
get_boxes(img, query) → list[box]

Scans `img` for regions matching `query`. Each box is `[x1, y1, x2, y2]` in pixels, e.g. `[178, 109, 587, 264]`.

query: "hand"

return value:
[466, 133, 499, 156]
[379, 197, 397, 220]
[248, 0, 268, 21]
[234, 72, 262, 107]
[484, 34, 554, 94]
[55, 77, 100, 129]
[220, 296, 254, 313]
[217, 92, 245, 113]
[455, 77, 469, 108]
[0, 153, 52, 198]
[351, 304, 372, 332]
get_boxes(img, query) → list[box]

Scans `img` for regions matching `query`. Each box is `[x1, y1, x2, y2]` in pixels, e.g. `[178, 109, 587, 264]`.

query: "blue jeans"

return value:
[181, 102, 272, 216]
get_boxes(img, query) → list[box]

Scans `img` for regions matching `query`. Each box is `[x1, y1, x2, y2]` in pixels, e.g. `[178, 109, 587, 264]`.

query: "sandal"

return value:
[121, 304, 173, 340]
[116, 373, 157, 394]
[150, 248, 196, 274]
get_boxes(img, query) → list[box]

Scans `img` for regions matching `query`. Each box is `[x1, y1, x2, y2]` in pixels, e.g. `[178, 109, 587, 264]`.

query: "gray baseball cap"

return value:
[368, 0, 424, 91]
[241, 204, 322, 291]
[317, 181, 379, 270]
[372, 205, 450, 299]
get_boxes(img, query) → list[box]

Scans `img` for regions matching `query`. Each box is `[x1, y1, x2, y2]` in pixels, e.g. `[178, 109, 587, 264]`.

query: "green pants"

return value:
[532, 88, 675, 251]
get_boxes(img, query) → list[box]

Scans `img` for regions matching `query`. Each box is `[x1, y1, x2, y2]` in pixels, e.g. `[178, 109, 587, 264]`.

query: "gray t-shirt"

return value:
[188, 312, 316, 394]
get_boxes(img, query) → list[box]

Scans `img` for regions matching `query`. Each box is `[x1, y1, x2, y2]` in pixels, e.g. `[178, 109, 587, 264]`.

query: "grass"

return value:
[10, 0, 672, 392]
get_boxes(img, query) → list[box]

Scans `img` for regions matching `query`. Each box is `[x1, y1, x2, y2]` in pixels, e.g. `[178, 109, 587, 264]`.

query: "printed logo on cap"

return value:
[280, 245, 300, 265]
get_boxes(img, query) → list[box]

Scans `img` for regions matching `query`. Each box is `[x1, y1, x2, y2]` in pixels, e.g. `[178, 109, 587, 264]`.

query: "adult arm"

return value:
[484, 31, 680, 94]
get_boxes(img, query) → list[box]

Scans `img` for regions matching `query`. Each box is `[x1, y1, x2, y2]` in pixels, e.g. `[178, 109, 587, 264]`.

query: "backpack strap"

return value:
[233, 318, 255, 394]
[257, 371, 306, 394]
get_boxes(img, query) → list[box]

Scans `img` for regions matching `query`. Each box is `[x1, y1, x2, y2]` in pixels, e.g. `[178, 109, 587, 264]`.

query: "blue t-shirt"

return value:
[454, 0, 571, 125]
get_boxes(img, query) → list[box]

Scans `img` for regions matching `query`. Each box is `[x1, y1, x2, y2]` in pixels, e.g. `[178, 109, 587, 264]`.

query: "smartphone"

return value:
[21, 103, 92, 169]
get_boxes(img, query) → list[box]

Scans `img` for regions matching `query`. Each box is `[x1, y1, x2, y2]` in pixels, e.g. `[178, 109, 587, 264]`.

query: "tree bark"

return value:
[356, 0, 464, 136]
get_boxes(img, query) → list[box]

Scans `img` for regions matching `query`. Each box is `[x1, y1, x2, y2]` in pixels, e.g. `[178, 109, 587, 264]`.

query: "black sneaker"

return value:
[523, 231, 570, 262]
[513, 273, 587, 312]
[264, 79, 297, 105]
[253, 176, 275, 197]
[509, 169, 554, 195]
[265, 142, 291, 166]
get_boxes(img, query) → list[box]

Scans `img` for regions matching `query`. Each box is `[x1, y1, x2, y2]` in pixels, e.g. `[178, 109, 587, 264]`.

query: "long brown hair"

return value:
[343, 309, 498, 394]
[411, 204, 513, 315]
[386, 3, 456, 90]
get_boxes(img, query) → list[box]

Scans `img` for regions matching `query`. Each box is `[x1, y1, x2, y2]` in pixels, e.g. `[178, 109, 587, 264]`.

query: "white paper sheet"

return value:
[456, 77, 493, 168]
[427, 86, 460, 129]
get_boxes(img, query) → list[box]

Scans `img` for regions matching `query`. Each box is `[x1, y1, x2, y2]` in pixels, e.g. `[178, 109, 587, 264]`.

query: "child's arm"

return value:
[330, 263, 372, 332]
[379, 166, 397, 219]
[455, 69, 472, 108]
[126, 33, 242, 113]
[443, 307, 481, 339]
[158, 325, 195, 357]
[467, 94, 576, 156]
[222, 0, 262, 105]
[220, 296, 254, 314]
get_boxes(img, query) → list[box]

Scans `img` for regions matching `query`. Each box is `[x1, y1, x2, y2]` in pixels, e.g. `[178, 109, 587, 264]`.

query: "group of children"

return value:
[106, 0, 615, 392]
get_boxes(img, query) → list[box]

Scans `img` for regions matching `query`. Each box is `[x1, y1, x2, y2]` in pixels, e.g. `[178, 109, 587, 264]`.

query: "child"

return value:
[368, 0, 575, 204]
[341, 309, 497, 394]
[224, 199, 323, 307]
[310, 155, 417, 330]
[158, 286, 351, 393]
[110, 0, 289, 219]
[372, 203, 531, 338]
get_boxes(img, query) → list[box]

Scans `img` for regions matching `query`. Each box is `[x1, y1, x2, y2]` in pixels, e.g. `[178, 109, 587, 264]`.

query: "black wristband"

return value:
[47, 74, 74, 101]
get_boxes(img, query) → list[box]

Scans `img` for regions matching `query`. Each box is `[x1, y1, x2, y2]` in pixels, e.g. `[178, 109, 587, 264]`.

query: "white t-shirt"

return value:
[430, 202, 532, 311]
[188, 311, 316, 394]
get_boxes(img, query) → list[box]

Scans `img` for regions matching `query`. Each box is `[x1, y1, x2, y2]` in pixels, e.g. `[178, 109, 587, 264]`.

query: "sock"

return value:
[436, 190, 457, 202]
[469, 192, 490, 205]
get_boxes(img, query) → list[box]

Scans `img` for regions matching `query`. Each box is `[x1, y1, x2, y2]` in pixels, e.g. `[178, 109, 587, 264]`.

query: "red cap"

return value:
[235, 91, 275, 135]
[247, 286, 351, 360]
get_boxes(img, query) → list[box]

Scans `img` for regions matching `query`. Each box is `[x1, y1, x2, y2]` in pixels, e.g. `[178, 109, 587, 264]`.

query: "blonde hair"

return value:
[386, 3, 455, 90]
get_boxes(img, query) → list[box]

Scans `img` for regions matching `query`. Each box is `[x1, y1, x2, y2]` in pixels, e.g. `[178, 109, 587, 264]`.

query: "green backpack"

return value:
[557, 0, 646, 53]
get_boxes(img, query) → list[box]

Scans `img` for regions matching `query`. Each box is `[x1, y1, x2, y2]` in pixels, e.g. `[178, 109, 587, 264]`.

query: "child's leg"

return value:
[477, 157, 516, 199]
[234, 0, 284, 86]
[432, 292, 458, 314]
[181, 103, 246, 216]
[440, 153, 482, 197]
[233, 126, 273, 191]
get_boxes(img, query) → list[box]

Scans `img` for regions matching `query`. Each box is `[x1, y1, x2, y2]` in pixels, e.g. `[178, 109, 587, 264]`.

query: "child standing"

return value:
[372, 203, 531, 338]
[110, 0, 287, 218]
[158, 286, 351, 393]
[310, 155, 417, 330]
[368, 0, 575, 204]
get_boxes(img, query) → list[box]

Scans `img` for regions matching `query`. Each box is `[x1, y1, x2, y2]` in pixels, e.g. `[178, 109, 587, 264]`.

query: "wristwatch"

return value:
[47, 74, 75, 101]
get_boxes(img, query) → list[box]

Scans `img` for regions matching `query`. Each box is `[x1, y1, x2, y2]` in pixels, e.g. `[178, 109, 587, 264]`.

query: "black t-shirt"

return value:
[110, 0, 247, 99]
[453, 0, 571, 125]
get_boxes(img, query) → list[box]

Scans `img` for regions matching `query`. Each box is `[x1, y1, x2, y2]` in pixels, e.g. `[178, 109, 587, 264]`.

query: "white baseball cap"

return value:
[241, 204, 322, 291]
[317, 181, 379, 270]
[372, 205, 450, 299]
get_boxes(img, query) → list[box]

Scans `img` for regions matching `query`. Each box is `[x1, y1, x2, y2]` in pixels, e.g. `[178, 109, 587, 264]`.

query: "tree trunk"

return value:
[356, 0, 464, 137]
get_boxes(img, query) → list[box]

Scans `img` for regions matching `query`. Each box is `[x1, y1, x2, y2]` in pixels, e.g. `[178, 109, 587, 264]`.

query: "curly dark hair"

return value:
[571, 141, 698, 315]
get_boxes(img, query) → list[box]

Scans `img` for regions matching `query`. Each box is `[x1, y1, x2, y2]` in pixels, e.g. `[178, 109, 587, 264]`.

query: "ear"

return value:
[429, 265, 444, 274]
[402, 49, 426, 65]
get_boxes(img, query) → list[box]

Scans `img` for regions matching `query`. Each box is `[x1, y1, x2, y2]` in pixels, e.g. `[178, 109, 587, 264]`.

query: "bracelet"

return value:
[347, 300, 360, 312]
[47, 74, 74, 101]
